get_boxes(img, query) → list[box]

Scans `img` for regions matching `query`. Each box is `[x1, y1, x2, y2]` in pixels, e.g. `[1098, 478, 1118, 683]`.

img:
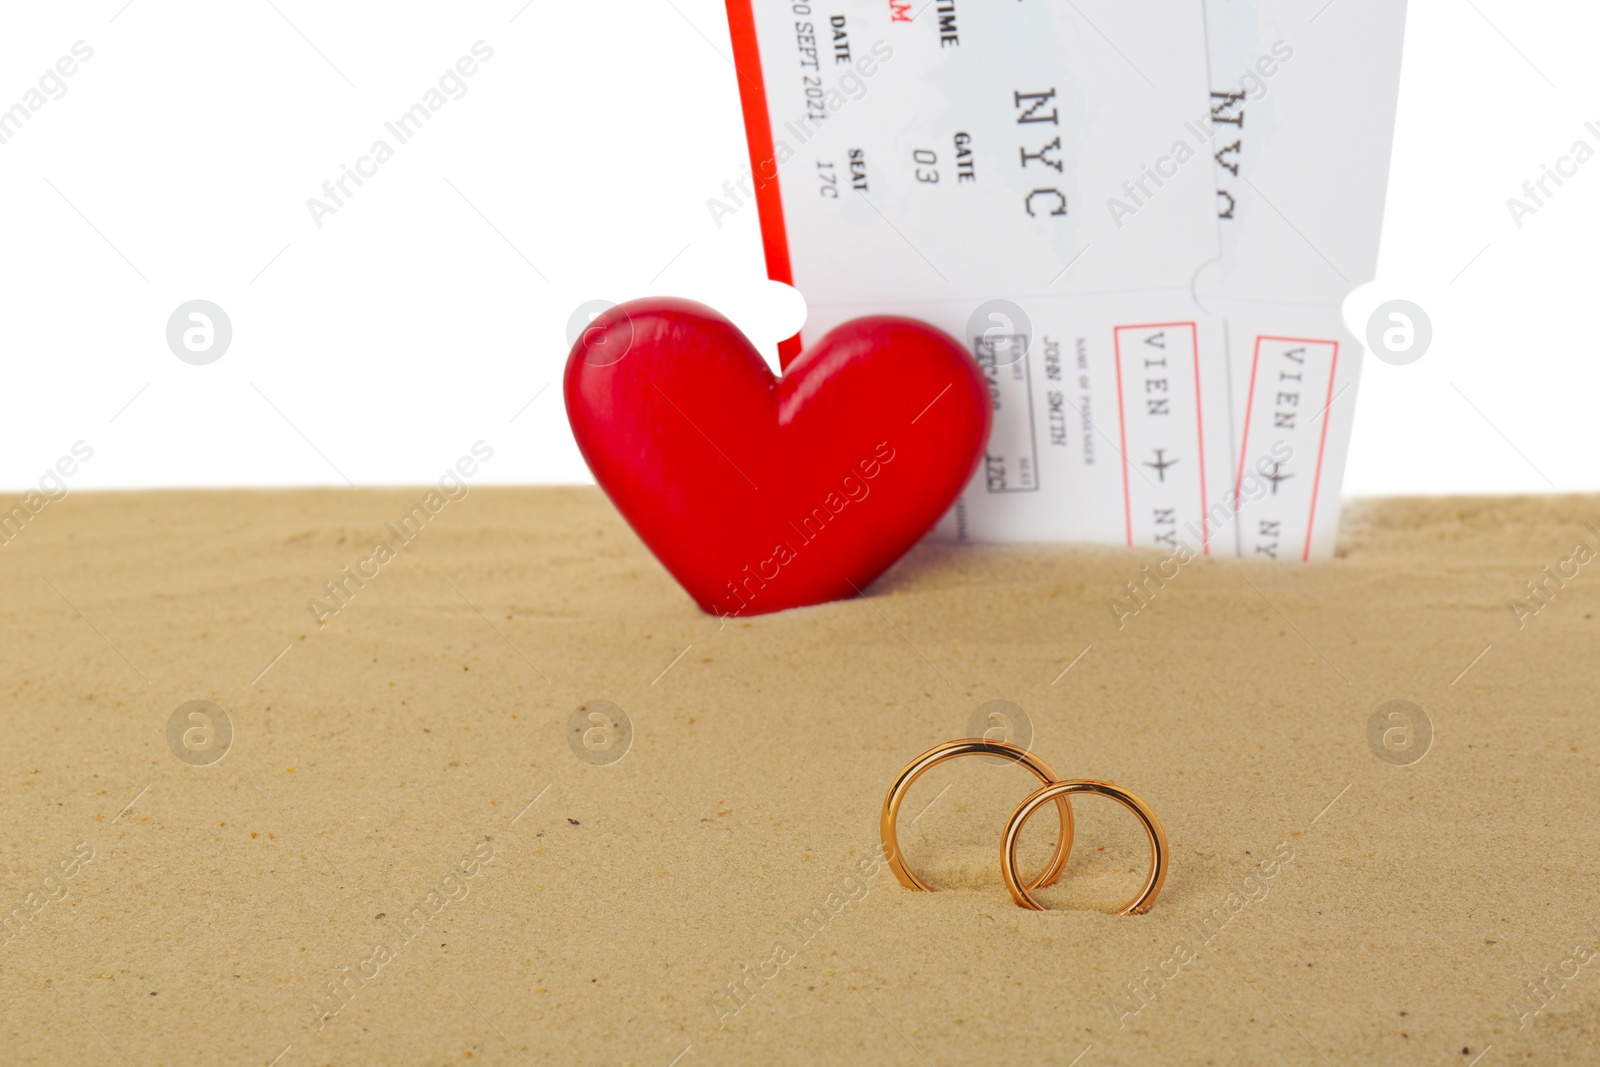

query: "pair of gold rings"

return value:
[879, 739, 1169, 914]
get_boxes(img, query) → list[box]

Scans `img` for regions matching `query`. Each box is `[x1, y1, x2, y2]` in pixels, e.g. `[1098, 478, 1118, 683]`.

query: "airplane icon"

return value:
[1142, 448, 1179, 483]
[1264, 461, 1294, 495]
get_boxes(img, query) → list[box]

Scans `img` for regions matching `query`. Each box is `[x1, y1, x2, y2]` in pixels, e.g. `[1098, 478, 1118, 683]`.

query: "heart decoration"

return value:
[564, 298, 990, 617]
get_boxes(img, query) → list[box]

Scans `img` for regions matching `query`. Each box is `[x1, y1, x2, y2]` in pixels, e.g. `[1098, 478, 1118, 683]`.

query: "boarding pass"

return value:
[1197, 0, 1407, 559]
[725, 0, 1405, 558]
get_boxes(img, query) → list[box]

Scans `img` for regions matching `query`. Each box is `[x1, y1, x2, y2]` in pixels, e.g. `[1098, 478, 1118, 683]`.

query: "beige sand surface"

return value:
[1, 487, 1598, 1065]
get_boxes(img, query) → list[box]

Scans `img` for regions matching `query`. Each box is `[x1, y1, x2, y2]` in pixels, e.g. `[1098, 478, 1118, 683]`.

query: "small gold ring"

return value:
[881, 739, 1074, 892]
[1000, 779, 1168, 914]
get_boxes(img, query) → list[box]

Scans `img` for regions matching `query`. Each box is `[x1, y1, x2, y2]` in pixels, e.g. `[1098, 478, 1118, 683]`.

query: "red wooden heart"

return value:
[565, 298, 990, 618]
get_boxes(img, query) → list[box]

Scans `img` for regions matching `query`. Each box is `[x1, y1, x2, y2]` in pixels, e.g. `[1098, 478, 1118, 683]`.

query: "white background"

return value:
[0, 0, 1593, 499]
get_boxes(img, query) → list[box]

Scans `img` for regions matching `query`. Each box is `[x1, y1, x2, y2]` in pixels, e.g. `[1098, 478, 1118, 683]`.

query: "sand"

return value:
[1, 486, 1597, 1065]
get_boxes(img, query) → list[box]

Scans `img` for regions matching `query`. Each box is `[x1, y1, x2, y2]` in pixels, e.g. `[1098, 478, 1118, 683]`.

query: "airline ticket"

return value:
[726, 0, 1232, 553]
[1197, 0, 1408, 560]
[724, 0, 1407, 559]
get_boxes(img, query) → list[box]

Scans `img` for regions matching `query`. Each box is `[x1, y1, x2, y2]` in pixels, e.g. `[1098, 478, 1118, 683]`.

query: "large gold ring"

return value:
[1000, 779, 1168, 914]
[881, 739, 1074, 892]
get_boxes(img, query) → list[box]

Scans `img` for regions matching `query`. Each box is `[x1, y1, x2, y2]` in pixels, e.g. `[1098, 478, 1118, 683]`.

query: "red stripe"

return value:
[724, 1, 802, 367]
[1112, 328, 1133, 547]
[1232, 336, 1264, 526]
[1301, 341, 1339, 561]
[1188, 323, 1208, 556]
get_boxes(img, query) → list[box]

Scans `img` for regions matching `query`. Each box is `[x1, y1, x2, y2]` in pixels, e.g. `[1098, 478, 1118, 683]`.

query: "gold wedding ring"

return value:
[1000, 779, 1168, 915]
[881, 739, 1170, 913]
[880, 739, 1074, 892]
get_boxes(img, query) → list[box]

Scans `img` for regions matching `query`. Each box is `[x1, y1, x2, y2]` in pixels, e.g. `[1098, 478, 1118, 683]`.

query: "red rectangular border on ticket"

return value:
[1112, 322, 1209, 556]
[1232, 335, 1340, 562]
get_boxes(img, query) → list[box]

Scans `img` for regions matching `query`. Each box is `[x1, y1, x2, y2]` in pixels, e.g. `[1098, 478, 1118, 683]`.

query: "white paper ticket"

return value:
[726, 0, 1232, 552]
[1197, 0, 1408, 559]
